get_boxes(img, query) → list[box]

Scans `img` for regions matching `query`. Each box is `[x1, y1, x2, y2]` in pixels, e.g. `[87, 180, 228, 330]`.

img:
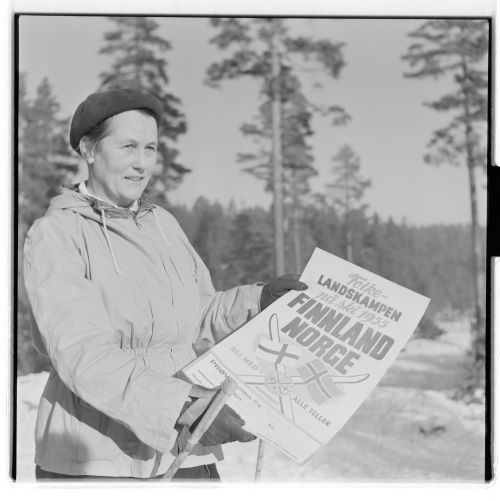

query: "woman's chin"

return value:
[117, 187, 146, 206]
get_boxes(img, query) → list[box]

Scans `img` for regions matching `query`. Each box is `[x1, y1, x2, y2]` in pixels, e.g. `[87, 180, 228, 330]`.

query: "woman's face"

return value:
[86, 109, 158, 207]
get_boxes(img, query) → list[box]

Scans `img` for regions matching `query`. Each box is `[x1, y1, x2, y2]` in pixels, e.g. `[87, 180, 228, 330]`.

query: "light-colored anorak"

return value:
[23, 186, 262, 477]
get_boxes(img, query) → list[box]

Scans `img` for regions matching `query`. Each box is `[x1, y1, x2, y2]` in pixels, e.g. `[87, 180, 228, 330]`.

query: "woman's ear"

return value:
[79, 137, 94, 164]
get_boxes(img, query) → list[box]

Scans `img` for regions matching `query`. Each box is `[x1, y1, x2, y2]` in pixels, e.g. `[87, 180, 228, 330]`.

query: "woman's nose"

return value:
[132, 150, 147, 169]
[132, 165, 146, 174]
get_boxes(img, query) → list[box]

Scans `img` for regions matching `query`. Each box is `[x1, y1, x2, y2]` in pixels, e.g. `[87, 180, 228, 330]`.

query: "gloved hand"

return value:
[174, 387, 256, 451]
[197, 404, 256, 447]
[260, 273, 308, 310]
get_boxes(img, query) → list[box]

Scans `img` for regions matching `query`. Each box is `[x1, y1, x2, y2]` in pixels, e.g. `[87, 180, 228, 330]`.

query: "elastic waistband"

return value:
[121, 344, 193, 356]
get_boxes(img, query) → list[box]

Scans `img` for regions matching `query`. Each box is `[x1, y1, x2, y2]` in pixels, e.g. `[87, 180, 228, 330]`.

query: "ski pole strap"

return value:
[163, 377, 238, 480]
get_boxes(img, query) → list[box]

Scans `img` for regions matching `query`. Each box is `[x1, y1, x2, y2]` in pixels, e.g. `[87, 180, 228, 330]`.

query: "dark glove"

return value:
[260, 273, 308, 310]
[172, 386, 217, 453]
[175, 393, 256, 451]
[197, 404, 256, 446]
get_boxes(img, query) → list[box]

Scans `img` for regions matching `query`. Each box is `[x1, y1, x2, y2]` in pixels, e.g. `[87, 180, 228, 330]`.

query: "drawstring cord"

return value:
[101, 209, 122, 275]
[152, 208, 173, 246]
[97, 205, 172, 276]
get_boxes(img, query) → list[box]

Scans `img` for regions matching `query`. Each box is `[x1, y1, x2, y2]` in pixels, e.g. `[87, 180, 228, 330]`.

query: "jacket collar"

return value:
[72, 183, 156, 219]
[78, 181, 140, 212]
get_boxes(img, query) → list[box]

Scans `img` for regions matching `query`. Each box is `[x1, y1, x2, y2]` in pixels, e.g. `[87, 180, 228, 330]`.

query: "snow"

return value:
[16, 322, 485, 482]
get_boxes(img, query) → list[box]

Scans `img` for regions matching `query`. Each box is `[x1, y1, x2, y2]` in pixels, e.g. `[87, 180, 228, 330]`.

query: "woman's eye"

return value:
[124, 144, 135, 149]
[146, 145, 156, 152]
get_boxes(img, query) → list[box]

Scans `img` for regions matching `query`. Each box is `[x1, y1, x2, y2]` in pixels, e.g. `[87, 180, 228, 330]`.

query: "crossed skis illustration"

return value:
[238, 313, 370, 422]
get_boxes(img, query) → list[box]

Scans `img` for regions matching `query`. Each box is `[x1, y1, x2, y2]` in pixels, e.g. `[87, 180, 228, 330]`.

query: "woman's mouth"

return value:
[124, 176, 144, 181]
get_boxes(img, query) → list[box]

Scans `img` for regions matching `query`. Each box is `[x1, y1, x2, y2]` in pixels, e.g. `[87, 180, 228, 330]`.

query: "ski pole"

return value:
[163, 377, 238, 480]
[254, 439, 265, 480]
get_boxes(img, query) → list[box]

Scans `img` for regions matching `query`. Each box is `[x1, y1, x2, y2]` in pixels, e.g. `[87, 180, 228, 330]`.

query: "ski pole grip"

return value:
[163, 377, 238, 479]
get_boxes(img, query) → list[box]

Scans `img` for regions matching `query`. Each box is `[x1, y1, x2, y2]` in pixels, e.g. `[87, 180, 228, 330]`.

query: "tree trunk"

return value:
[461, 56, 485, 363]
[270, 21, 285, 276]
[345, 216, 353, 262]
[466, 151, 485, 360]
[345, 180, 353, 262]
[291, 168, 302, 274]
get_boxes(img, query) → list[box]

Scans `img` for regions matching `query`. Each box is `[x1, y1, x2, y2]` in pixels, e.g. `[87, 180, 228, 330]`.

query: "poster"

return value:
[182, 248, 430, 463]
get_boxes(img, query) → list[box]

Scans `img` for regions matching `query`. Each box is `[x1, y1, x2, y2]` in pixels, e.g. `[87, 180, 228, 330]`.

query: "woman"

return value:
[23, 88, 307, 481]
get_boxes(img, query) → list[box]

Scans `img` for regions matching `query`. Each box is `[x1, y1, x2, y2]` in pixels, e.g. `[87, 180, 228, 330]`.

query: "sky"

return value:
[18, 15, 488, 225]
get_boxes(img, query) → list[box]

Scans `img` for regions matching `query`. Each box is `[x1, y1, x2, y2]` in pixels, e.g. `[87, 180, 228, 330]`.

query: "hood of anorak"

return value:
[47, 185, 155, 223]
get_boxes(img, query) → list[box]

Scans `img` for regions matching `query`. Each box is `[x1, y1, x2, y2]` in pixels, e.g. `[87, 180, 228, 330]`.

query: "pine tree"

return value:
[18, 72, 29, 223]
[360, 214, 383, 272]
[20, 77, 67, 228]
[402, 19, 488, 365]
[18, 76, 68, 374]
[301, 193, 344, 260]
[191, 197, 232, 289]
[237, 70, 317, 272]
[99, 17, 188, 201]
[206, 18, 348, 276]
[326, 144, 371, 262]
[225, 208, 274, 287]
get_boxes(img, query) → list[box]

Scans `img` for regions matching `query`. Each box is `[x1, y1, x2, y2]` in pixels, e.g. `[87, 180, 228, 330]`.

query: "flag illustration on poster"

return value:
[293, 359, 369, 404]
[295, 359, 343, 404]
[248, 313, 370, 410]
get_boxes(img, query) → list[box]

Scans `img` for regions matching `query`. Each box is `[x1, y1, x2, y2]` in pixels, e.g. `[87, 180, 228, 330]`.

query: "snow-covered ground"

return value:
[16, 321, 485, 482]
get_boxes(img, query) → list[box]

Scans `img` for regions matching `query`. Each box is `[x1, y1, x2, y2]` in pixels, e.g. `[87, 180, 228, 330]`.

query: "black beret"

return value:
[69, 88, 163, 152]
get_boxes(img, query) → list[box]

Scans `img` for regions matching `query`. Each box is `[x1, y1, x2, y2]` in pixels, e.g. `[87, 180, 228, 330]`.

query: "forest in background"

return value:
[16, 18, 488, 395]
[17, 177, 485, 375]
